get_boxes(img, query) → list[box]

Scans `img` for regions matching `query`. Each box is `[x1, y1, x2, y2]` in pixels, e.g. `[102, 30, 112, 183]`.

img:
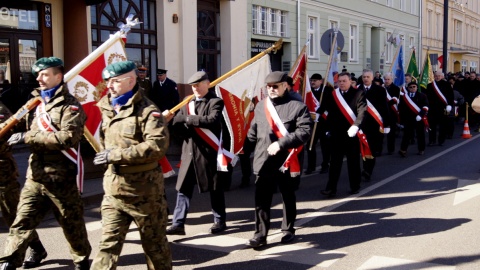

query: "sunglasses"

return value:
[267, 83, 282, 89]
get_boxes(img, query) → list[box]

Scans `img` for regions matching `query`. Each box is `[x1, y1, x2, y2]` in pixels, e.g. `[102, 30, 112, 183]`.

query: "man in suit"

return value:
[398, 82, 429, 156]
[319, 72, 367, 197]
[149, 69, 180, 111]
[425, 71, 454, 146]
[165, 71, 227, 235]
[383, 73, 401, 154]
[358, 69, 391, 181]
[304, 73, 331, 174]
[244, 71, 312, 247]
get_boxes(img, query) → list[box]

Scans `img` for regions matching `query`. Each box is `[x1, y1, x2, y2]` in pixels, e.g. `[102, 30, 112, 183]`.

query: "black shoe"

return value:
[239, 181, 250, 188]
[247, 237, 267, 248]
[166, 225, 186, 235]
[417, 151, 425, 155]
[319, 167, 329, 174]
[74, 258, 89, 270]
[23, 249, 47, 269]
[280, 232, 295, 244]
[398, 150, 407, 157]
[320, 190, 336, 198]
[349, 189, 360, 195]
[428, 142, 435, 146]
[304, 169, 314, 175]
[361, 170, 371, 182]
[209, 222, 227, 234]
[0, 262, 16, 270]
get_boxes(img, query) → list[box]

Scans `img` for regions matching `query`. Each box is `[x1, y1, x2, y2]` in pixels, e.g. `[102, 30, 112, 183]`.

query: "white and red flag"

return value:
[289, 50, 320, 120]
[214, 54, 271, 155]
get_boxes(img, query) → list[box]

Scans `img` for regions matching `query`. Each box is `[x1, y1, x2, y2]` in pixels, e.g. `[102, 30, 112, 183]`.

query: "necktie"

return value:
[410, 93, 414, 98]
[365, 86, 369, 91]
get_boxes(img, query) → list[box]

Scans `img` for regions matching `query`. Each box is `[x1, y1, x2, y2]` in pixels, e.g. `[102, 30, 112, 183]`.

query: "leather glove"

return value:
[7, 132, 25, 145]
[93, 149, 110, 165]
[383, 127, 390, 134]
[347, 125, 359, 137]
[446, 105, 452, 113]
[416, 115, 422, 121]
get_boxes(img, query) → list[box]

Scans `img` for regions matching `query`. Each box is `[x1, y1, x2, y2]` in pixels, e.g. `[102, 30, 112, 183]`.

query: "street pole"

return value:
[443, 0, 448, 74]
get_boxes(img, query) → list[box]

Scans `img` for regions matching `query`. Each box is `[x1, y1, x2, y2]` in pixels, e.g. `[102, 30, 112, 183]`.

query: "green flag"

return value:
[406, 49, 419, 80]
[419, 53, 433, 90]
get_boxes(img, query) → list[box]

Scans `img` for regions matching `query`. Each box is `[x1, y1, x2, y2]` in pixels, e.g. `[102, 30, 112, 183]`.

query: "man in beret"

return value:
[136, 65, 152, 96]
[149, 68, 180, 112]
[0, 57, 91, 270]
[90, 61, 171, 269]
[243, 71, 312, 248]
[164, 71, 228, 236]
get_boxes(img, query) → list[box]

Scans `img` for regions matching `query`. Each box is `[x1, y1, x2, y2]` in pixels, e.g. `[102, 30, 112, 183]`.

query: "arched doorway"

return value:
[454, 61, 461, 73]
[197, 0, 220, 81]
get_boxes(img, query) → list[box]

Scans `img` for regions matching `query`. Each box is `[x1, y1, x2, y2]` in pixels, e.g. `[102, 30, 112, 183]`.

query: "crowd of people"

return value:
[0, 55, 477, 269]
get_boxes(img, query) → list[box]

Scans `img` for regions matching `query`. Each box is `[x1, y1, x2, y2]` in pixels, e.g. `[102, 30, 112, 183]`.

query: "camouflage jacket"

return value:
[97, 85, 169, 197]
[0, 101, 18, 184]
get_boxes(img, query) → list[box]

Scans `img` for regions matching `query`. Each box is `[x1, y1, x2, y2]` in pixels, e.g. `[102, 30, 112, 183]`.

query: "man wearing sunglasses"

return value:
[244, 71, 312, 248]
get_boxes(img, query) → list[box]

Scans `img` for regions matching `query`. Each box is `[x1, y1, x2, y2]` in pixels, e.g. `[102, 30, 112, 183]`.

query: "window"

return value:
[400, 0, 405, 11]
[436, 13, 442, 40]
[455, 20, 463, 44]
[470, 61, 477, 72]
[410, 0, 416, 14]
[461, 60, 467, 73]
[329, 20, 339, 30]
[409, 36, 415, 48]
[349, 24, 358, 62]
[252, 5, 288, 37]
[387, 0, 393, 7]
[307, 16, 319, 59]
[427, 10, 432, 38]
[386, 31, 394, 63]
[91, 0, 157, 78]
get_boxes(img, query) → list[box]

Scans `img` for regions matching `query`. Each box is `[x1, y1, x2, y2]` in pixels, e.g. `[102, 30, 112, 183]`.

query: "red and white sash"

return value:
[366, 99, 384, 131]
[432, 81, 448, 106]
[400, 91, 430, 130]
[36, 102, 84, 193]
[386, 91, 399, 122]
[332, 89, 372, 160]
[187, 101, 235, 171]
[264, 98, 302, 177]
[158, 157, 175, 178]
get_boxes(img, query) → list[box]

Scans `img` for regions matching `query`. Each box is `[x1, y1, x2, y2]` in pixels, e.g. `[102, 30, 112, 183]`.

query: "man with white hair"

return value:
[383, 73, 401, 154]
[425, 71, 454, 146]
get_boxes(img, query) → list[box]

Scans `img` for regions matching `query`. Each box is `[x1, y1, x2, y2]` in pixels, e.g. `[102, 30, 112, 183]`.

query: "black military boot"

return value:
[0, 262, 16, 270]
[23, 249, 47, 269]
[74, 258, 90, 270]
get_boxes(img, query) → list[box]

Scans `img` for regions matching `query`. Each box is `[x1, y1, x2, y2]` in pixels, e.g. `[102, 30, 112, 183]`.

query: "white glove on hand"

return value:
[383, 127, 390, 134]
[347, 125, 359, 137]
[7, 132, 25, 145]
[446, 105, 452, 113]
[416, 115, 422, 121]
[267, 141, 281, 156]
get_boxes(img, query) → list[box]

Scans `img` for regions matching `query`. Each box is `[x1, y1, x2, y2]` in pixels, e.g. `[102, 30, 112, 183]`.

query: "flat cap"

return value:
[187, 71, 209, 85]
[157, 69, 167, 75]
[408, 81, 418, 87]
[32, 57, 63, 76]
[310, 73, 322, 80]
[265, 71, 288, 84]
[102, 61, 136, 80]
[137, 65, 147, 71]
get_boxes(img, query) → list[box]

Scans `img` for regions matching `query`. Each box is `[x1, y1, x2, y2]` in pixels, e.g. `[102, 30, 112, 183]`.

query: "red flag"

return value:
[438, 55, 443, 69]
[65, 32, 175, 179]
[290, 51, 320, 120]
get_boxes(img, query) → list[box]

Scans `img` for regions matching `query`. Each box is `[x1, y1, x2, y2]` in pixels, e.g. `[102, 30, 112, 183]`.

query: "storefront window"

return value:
[0, 4, 39, 31]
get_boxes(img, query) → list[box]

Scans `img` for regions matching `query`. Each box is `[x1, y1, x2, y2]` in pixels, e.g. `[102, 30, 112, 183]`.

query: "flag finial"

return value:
[118, 14, 142, 34]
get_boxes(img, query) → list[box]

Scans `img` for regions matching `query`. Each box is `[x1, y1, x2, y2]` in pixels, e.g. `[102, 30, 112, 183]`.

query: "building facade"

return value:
[423, 0, 480, 73]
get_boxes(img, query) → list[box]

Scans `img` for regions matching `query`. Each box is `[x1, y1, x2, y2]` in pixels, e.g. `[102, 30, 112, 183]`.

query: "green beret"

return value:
[32, 57, 63, 76]
[265, 71, 288, 84]
[187, 71, 208, 85]
[102, 61, 136, 80]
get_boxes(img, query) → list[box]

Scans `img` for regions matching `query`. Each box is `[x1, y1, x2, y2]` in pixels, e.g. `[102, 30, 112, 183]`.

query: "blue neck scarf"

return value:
[111, 90, 134, 109]
[40, 84, 61, 103]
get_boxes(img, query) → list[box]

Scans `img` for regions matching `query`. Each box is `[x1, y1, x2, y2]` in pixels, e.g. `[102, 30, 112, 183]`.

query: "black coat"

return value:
[244, 94, 312, 177]
[149, 77, 180, 111]
[172, 91, 224, 193]
[385, 83, 401, 124]
[358, 84, 391, 131]
[398, 91, 429, 125]
[425, 79, 454, 115]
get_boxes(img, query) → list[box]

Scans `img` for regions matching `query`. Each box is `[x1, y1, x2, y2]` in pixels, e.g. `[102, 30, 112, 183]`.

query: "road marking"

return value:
[255, 244, 346, 267]
[454, 179, 480, 206]
[358, 255, 456, 270]
[173, 233, 248, 253]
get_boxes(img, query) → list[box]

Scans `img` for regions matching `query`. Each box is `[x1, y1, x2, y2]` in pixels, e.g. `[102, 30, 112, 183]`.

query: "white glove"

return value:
[416, 115, 422, 121]
[399, 91, 405, 96]
[383, 127, 390, 134]
[347, 125, 359, 137]
[446, 105, 452, 113]
[267, 141, 281, 156]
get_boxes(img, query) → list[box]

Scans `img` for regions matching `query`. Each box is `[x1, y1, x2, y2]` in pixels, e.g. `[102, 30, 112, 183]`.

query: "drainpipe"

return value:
[419, 0, 423, 67]
[297, 0, 300, 55]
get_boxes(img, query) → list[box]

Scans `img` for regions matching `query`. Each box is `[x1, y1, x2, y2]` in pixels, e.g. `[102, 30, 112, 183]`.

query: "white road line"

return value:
[454, 179, 480, 206]
[358, 255, 456, 270]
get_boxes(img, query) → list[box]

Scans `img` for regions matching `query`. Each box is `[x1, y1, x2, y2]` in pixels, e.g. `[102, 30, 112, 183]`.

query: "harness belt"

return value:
[109, 161, 159, 174]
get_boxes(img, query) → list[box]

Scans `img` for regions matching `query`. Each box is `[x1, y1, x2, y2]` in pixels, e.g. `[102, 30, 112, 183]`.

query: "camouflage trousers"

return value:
[91, 194, 172, 270]
[0, 179, 91, 267]
[0, 181, 44, 259]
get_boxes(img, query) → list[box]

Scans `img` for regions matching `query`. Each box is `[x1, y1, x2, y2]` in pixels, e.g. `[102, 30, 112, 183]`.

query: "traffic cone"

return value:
[462, 120, 472, 139]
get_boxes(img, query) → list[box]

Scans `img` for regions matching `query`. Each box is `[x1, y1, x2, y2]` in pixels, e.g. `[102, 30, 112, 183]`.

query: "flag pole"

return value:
[309, 30, 337, 151]
[169, 38, 284, 114]
[389, 44, 401, 73]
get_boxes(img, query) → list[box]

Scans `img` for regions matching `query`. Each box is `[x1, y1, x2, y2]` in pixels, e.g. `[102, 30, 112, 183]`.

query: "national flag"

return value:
[289, 49, 320, 120]
[406, 48, 419, 79]
[419, 53, 434, 90]
[392, 45, 405, 87]
[438, 55, 444, 69]
[215, 54, 271, 155]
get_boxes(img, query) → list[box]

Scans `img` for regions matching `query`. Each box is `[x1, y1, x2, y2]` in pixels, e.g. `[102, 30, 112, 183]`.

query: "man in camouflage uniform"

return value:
[0, 101, 47, 269]
[91, 61, 171, 270]
[0, 57, 91, 270]
[136, 65, 152, 96]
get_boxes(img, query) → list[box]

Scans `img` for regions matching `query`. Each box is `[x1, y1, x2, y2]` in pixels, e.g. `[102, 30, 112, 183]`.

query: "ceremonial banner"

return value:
[326, 37, 339, 86]
[215, 55, 271, 155]
[407, 49, 419, 79]
[419, 53, 434, 90]
[392, 45, 405, 87]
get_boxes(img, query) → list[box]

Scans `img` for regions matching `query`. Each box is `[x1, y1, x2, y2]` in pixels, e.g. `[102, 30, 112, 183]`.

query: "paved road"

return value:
[1, 124, 480, 269]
